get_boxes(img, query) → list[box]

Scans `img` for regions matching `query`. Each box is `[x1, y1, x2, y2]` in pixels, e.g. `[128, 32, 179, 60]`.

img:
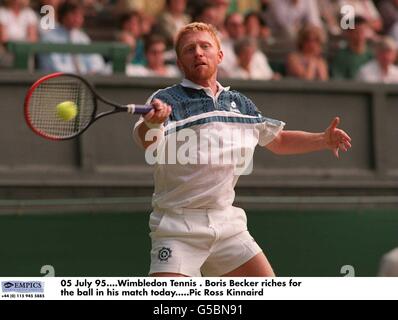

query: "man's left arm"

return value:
[266, 117, 352, 158]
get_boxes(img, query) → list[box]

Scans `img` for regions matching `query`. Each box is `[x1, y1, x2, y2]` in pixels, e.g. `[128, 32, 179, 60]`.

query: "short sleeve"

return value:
[235, 92, 285, 146]
[257, 117, 285, 146]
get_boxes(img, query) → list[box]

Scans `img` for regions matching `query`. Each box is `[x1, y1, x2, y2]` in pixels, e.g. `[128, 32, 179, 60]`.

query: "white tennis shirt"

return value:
[133, 79, 285, 210]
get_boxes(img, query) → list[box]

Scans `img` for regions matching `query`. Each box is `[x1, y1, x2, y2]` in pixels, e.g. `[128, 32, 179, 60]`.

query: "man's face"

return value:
[125, 15, 141, 38]
[169, 0, 186, 14]
[377, 48, 397, 67]
[347, 23, 367, 45]
[62, 9, 84, 30]
[146, 42, 166, 69]
[177, 31, 223, 82]
[226, 13, 244, 40]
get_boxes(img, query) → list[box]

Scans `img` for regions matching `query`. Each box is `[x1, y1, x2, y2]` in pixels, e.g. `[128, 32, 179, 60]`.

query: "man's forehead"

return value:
[181, 31, 217, 48]
[180, 31, 217, 45]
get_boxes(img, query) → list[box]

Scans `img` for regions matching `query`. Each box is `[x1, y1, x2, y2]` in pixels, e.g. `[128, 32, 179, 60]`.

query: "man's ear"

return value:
[217, 49, 224, 64]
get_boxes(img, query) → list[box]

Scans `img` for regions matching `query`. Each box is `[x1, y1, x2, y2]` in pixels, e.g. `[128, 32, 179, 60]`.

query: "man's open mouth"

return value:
[195, 62, 207, 68]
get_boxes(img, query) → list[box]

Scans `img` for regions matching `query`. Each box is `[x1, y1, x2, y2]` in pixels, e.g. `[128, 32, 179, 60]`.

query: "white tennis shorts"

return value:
[148, 206, 262, 276]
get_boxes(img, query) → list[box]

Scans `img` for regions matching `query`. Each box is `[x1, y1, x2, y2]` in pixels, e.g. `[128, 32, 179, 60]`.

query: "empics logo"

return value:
[1, 281, 44, 293]
[3, 282, 13, 289]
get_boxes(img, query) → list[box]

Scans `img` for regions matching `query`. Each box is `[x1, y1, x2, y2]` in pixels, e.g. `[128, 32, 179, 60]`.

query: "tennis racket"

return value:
[24, 72, 152, 140]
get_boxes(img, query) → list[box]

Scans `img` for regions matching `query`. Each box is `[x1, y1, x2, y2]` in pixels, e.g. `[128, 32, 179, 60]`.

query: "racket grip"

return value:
[126, 104, 153, 114]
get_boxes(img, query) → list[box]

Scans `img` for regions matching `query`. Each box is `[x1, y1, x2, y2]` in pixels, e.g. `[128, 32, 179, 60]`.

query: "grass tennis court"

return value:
[1, 207, 397, 277]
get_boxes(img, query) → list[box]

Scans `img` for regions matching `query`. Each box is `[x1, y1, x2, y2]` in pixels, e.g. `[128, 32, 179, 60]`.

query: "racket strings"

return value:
[27, 76, 95, 139]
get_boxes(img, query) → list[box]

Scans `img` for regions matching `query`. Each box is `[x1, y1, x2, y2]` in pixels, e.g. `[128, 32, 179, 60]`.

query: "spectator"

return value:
[219, 12, 277, 80]
[318, 0, 341, 36]
[331, 16, 373, 79]
[357, 36, 398, 83]
[191, 0, 231, 37]
[286, 24, 329, 80]
[267, 0, 322, 42]
[387, 18, 398, 44]
[155, 0, 191, 48]
[115, 0, 164, 18]
[244, 11, 274, 48]
[377, 0, 398, 34]
[39, 1, 107, 74]
[213, 0, 230, 35]
[229, 36, 277, 80]
[80, 0, 111, 16]
[237, 0, 260, 13]
[126, 34, 180, 77]
[0, 0, 38, 44]
[117, 11, 145, 65]
[140, 11, 156, 38]
[220, 12, 245, 73]
[339, 0, 383, 36]
[192, 2, 220, 28]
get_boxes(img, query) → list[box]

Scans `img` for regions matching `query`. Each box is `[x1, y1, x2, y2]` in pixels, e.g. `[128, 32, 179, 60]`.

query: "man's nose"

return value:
[194, 46, 204, 56]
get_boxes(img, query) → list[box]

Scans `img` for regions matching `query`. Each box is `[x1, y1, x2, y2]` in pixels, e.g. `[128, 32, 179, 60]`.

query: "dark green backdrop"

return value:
[1, 209, 397, 277]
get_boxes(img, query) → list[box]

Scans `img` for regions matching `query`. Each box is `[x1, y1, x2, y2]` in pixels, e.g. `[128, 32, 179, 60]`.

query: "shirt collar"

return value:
[180, 78, 230, 98]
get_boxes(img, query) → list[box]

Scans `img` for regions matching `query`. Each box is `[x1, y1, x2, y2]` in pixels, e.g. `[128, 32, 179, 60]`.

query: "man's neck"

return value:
[189, 77, 218, 96]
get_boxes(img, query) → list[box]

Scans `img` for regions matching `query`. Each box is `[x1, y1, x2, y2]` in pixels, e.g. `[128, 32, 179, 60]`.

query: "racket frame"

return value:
[24, 72, 150, 140]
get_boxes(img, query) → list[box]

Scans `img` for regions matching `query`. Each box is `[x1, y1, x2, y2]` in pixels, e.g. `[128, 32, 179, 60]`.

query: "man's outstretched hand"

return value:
[324, 117, 352, 158]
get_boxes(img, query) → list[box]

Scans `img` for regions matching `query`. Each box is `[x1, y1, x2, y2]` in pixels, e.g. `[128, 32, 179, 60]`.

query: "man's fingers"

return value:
[326, 117, 351, 159]
[158, 104, 171, 120]
[339, 143, 348, 152]
[333, 147, 339, 158]
[337, 129, 351, 142]
[158, 105, 168, 119]
[342, 139, 352, 149]
[145, 102, 172, 125]
[151, 98, 161, 108]
[144, 109, 155, 121]
[329, 116, 340, 131]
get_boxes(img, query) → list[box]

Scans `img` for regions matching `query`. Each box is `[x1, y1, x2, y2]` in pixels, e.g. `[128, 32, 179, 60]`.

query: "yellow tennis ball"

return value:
[56, 101, 78, 121]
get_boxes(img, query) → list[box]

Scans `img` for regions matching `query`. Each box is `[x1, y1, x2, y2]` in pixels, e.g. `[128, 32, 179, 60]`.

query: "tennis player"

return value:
[133, 22, 352, 277]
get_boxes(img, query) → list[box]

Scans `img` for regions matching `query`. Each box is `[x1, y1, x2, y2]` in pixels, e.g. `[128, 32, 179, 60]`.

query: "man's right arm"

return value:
[135, 98, 172, 149]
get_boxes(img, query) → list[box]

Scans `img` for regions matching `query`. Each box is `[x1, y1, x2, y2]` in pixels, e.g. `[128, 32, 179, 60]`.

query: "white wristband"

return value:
[144, 120, 163, 129]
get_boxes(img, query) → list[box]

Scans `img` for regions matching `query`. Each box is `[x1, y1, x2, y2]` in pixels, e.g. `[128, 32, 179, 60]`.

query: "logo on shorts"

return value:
[158, 247, 172, 262]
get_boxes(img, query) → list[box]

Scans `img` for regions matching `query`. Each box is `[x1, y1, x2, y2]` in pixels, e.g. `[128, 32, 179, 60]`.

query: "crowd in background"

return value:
[2, 0, 398, 83]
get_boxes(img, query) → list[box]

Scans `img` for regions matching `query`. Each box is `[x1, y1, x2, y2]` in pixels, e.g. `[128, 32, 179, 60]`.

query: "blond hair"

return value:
[175, 22, 221, 57]
[297, 24, 325, 51]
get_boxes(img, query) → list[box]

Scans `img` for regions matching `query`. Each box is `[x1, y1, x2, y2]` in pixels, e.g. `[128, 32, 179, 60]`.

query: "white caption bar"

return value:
[1, 277, 398, 300]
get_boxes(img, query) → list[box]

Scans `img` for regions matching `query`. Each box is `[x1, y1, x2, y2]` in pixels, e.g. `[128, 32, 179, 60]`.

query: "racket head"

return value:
[24, 72, 97, 140]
